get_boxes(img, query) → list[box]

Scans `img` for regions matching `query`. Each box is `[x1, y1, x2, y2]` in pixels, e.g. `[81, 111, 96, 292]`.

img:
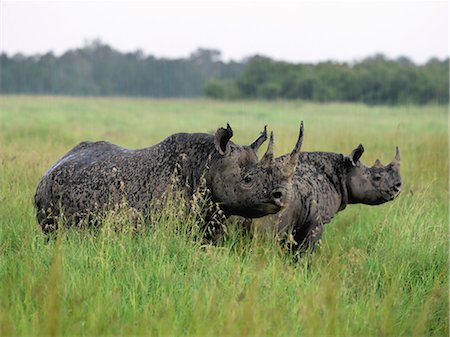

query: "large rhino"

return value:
[34, 123, 304, 235]
[251, 144, 402, 251]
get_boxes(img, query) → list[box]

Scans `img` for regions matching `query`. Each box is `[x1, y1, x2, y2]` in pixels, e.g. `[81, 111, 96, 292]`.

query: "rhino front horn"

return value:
[283, 121, 304, 176]
[260, 131, 274, 166]
[391, 146, 401, 166]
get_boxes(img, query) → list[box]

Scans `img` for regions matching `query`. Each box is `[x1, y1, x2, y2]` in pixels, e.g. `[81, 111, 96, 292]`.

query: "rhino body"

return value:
[264, 146, 402, 251]
[35, 124, 304, 234]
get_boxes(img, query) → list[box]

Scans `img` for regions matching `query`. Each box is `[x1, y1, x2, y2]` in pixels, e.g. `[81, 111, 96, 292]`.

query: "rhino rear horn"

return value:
[347, 144, 364, 166]
[260, 131, 274, 166]
[283, 121, 304, 176]
[373, 159, 383, 168]
[214, 123, 233, 155]
[250, 125, 268, 152]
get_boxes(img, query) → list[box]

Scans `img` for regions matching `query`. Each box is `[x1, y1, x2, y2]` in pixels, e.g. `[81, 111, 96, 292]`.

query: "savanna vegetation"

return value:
[0, 96, 448, 336]
[1, 40, 448, 104]
[218, 55, 449, 104]
[0, 41, 244, 97]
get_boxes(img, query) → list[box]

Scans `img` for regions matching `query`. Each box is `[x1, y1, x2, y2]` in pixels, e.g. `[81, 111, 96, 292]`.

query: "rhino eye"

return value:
[242, 172, 255, 185]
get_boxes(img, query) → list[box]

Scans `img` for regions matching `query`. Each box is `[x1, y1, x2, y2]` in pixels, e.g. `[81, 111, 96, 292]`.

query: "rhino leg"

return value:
[296, 221, 323, 251]
[238, 217, 254, 235]
[293, 200, 325, 252]
[36, 207, 58, 234]
[203, 208, 228, 242]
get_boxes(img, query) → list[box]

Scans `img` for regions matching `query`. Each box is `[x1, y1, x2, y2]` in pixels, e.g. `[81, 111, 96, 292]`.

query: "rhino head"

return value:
[345, 144, 402, 205]
[207, 122, 304, 218]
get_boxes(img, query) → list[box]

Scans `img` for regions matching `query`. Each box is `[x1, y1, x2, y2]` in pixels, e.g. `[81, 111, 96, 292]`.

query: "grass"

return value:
[0, 96, 448, 336]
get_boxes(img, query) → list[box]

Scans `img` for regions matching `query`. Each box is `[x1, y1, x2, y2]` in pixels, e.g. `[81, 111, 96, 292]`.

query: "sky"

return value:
[1, 1, 448, 64]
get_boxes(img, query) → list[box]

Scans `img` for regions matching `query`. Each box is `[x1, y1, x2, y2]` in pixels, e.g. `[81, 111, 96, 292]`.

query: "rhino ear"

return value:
[346, 144, 364, 166]
[214, 123, 233, 155]
[250, 125, 268, 152]
[373, 159, 383, 168]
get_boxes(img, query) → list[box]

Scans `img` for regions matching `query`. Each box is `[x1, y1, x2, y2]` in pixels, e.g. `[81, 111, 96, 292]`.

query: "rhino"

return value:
[249, 144, 402, 252]
[34, 123, 304, 236]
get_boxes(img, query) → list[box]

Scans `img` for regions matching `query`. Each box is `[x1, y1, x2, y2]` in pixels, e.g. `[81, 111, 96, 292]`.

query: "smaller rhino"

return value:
[266, 145, 402, 251]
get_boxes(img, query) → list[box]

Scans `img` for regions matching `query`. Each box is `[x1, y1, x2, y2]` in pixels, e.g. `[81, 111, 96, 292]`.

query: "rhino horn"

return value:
[391, 146, 401, 166]
[283, 121, 304, 176]
[250, 125, 268, 152]
[260, 131, 274, 166]
[373, 159, 383, 168]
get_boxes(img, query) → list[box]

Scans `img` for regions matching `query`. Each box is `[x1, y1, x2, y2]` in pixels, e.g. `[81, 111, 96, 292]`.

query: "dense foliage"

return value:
[0, 41, 244, 97]
[209, 55, 449, 104]
[1, 41, 448, 104]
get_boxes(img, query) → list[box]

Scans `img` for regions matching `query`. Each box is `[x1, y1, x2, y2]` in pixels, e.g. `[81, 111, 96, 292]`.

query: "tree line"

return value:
[1, 40, 448, 104]
[205, 55, 449, 104]
[0, 40, 244, 97]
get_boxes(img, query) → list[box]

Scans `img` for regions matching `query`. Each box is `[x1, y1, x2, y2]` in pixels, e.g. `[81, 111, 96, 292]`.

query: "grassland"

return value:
[0, 96, 448, 336]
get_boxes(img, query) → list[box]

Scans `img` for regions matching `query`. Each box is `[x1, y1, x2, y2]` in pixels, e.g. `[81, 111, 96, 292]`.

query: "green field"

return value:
[0, 96, 448, 336]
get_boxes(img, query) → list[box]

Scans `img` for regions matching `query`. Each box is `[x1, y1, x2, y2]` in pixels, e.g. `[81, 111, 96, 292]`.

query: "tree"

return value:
[204, 80, 226, 99]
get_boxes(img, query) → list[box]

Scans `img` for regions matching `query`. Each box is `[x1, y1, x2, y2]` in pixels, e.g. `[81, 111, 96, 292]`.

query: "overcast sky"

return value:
[1, 1, 448, 64]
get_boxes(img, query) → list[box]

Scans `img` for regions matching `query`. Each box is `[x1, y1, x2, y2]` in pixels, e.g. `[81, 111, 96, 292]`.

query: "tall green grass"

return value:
[0, 96, 448, 336]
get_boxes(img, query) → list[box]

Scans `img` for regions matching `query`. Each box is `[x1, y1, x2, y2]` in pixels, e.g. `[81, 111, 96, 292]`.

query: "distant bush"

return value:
[258, 82, 281, 100]
[204, 80, 226, 99]
[204, 79, 241, 100]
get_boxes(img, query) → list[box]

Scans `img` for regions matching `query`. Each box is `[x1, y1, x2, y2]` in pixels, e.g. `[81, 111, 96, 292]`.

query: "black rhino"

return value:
[34, 123, 304, 236]
[273, 144, 402, 250]
[246, 144, 402, 252]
